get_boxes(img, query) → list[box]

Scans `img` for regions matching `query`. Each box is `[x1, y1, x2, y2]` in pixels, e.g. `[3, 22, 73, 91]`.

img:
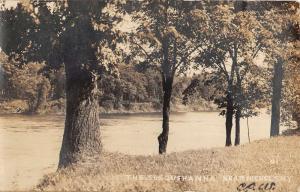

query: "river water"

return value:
[0, 111, 282, 190]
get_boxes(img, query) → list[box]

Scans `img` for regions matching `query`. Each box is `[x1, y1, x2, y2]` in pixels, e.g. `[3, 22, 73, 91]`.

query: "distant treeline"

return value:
[0, 53, 215, 113]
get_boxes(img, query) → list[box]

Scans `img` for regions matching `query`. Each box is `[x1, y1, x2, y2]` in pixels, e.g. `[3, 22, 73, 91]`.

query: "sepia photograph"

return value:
[0, 0, 299, 191]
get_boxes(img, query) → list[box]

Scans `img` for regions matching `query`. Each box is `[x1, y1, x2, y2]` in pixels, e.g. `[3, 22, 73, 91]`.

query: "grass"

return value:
[36, 136, 300, 192]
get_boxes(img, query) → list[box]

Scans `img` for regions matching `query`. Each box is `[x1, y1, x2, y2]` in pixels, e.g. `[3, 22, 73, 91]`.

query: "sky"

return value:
[4, 0, 19, 8]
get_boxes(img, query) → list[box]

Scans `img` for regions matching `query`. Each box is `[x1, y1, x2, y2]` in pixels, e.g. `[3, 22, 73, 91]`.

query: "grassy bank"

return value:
[37, 136, 300, 192]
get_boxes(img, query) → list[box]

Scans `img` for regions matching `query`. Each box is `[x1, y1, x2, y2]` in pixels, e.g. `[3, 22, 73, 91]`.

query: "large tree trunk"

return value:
[158, 76, 173, 154]
[235, 107, 241, 146]
[225, 92, 234, 146]
[270, 58, 284, 137]
[57, 3, 103, 167]
[58, 71, 102, 168]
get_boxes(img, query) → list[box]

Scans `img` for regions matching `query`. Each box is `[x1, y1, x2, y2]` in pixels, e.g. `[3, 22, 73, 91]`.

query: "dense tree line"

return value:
[0, 52, 208, 113]
[0, 0, 298, 167]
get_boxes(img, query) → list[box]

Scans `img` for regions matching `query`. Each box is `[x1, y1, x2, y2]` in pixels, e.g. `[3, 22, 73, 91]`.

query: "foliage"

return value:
[282, 22, 300, 128]
[129, 1, 205, 76]
[0, 53, 50, 112]
[0, 1, 298, 128]
[255, 2, 299, 128]
[192, 3, 269, 119]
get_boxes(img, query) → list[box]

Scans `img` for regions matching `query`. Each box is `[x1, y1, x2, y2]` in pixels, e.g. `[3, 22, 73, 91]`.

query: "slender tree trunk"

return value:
[158, 29, 173, 154]
[226, 43, 238, 147]
[158, 77, 172, 154]
[235, 107, 241, 146]
[235, 68, 242, 146]
[270, 58, 284, 137]
[247, 117, 251, 143]
[28, 81, 48, 114]
[58, 71, 102, 168]
[35, 79, 49, 114]
[225, 92, 234, 146]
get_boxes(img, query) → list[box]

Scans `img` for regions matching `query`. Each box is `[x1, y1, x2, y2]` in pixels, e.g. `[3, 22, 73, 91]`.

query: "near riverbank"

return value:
[36, 136, 300, 192]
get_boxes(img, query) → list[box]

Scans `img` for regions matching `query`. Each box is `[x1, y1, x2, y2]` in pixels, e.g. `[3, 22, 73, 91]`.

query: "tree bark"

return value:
[225, 43, 238, 147]
[158, 76, 173, 154]
[270, 58, 283, 137]
[235, 107, 241, 146]
[225, 92, 233, 146]
[58, 9, 102, 167]
[158, 29, 173, 154]
[58, 71, 102, 168]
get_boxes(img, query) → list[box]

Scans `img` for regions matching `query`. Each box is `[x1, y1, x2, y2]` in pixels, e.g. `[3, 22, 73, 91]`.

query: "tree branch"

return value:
[251, 43, 262, 59]
[175, 41, 203, 70]
[131, 37, 151, 61]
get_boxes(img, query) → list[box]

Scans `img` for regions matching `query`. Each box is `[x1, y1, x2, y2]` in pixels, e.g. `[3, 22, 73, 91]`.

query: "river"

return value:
[0, 111, 282, 190]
